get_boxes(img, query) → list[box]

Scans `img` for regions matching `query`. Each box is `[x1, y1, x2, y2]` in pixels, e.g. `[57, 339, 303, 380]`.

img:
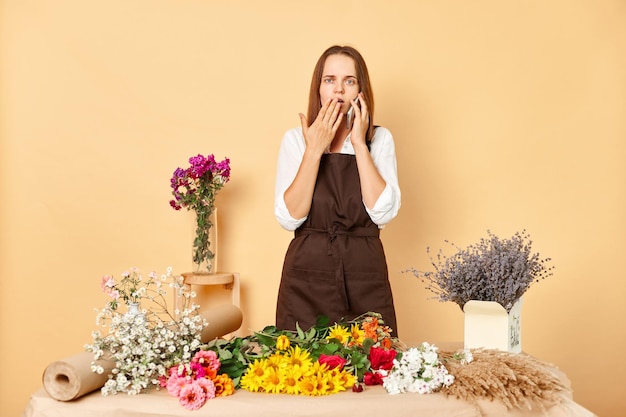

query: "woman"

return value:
[274, 45, 401, 334]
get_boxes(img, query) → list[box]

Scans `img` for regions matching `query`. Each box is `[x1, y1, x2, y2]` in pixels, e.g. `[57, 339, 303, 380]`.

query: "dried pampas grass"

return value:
[440, 349, 570, 412]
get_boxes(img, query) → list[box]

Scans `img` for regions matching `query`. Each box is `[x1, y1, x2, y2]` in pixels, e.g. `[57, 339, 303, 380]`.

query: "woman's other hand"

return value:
[299, 98, 343, 156]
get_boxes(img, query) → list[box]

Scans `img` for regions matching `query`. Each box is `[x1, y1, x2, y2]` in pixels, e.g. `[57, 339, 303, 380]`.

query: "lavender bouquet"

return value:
[407, 230, 554, 312]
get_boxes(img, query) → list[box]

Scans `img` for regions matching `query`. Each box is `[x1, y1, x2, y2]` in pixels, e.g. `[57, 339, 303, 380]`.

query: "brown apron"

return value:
[276, 152, 398, 335]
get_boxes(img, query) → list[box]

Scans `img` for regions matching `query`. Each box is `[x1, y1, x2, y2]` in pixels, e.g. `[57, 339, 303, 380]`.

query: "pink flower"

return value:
[193, 350, 220, 371]
[195, 377, 216, 400]
[189, 362, 206, 379]
[178, 382, 207, 411]
[158, 374, 168, 388]
[369, 347, 396, 371]
[100, 276, 118, 299]
[166, 374, 188, 397]
[318, 354, 347, 370]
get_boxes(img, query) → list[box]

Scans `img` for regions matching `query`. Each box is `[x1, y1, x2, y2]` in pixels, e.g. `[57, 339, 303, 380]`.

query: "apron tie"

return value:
[294, 226, 379, 310]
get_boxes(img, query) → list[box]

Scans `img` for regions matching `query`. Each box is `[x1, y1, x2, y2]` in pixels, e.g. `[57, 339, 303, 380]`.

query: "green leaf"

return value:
[314, 315, 330, 328]
[219, 349, 233, 360]
[260, 325, 278, 334]
[362, 338, 374, 351]
[296, 322, 306, 340]
[324, 343, 339, 354]
[255, 333, 276, 347]
[306, 328, 317, 340]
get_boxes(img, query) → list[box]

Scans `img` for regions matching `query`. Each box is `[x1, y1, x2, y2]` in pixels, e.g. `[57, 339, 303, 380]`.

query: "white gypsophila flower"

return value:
[84, 267, 206, 396]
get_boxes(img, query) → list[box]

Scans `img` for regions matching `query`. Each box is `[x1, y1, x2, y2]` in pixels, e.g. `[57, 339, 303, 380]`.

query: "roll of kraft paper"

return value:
[42, 352, 113, 402]
[42, 304, 243, 401]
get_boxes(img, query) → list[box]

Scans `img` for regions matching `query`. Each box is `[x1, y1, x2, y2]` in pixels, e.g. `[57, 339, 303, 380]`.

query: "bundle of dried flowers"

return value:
[408, 230, 554, 312]
[440, 348, 569, 412]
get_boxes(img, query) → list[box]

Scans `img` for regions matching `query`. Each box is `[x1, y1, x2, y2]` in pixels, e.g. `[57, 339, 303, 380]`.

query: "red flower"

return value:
[369, 346, 396, 371]
[318, 354, 347, 370]
[363, 371, 384, 386]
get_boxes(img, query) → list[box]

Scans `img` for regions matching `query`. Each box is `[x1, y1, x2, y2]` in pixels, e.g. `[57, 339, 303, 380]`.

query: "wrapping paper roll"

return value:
[200, 303, 243, 342]
[42, 353, 114, 401]
[42, 304, 243, 401]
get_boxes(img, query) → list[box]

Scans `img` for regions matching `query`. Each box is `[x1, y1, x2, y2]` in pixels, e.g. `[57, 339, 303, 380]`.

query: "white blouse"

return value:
[274, 126, 401, 231]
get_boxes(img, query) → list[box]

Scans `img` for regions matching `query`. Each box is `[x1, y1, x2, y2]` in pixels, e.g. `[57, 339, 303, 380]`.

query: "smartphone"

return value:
[346, 95, 360, 130]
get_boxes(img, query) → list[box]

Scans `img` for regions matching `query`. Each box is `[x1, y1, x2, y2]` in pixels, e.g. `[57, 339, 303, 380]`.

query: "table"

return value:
[23, 381, 596, 417]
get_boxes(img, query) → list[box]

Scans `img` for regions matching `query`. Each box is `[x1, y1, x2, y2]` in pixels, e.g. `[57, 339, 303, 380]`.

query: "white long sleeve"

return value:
[274, 126, 401, 231]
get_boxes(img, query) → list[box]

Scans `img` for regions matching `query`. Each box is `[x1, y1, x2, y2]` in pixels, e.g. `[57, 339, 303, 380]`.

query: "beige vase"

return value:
[463, 297, 522, 353]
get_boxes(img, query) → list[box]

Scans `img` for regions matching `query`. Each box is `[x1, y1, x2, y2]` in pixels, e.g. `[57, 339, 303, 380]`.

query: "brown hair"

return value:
[307, 45, 375, 145]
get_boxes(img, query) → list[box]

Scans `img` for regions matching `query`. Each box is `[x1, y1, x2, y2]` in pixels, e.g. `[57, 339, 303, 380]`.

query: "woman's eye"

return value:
[345, 79, 356, 86]
[323, 78, 334, 84]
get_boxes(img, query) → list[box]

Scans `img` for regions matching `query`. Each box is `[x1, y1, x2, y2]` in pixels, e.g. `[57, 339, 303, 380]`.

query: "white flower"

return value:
[84, 267, 205, 396]
[383, 342, 455, 396]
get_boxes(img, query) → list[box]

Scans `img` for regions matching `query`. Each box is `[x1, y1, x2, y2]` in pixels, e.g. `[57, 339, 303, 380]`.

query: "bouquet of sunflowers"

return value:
[202, 312, 402, 395]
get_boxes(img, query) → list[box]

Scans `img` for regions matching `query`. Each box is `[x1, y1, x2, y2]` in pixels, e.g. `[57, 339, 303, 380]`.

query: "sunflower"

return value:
[262, 367, 285, 394]
[285, 345, 313, 370]
[311, 371, 330, 395]
[324, 371, 346, 394]
[240, 359, 268, 392]
[326, 324, 351, 345]
[297, 375, 317, 396]
[282, 367, 303, 395]
[337, 369, 357, 389]
[349, 323, 365, 346]
[266, 352, 286, 371]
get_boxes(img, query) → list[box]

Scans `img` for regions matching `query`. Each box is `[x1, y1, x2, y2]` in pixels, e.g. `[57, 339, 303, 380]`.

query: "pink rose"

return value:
[318, 354, 347, 370]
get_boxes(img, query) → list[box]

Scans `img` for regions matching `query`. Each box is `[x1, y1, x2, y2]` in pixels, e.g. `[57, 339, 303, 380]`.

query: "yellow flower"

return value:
[337, 370, 356, 389]
[266, 352, 286, 371]
[262, 366, 285, 394]
[285, 345, 313, 370]
[315, 372, 332, 395]
[240, 371, 262, 392]
[310, 361, 329, 375]
[325, 371, 346, 394]
[241, 358, 268, 392]
[349, 323, 365, 345]
[276, 334, 291, 351]
[297, 375, 317, 396]
[282, 367, 303, 395]
[326, 324, 351, 345]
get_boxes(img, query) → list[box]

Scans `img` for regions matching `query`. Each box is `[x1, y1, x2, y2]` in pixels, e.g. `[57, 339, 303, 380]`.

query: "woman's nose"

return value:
[334, 82, 344, 93]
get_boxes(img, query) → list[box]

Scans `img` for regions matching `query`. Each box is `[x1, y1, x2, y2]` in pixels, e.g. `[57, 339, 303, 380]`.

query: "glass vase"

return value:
[191, 207, 218, 274]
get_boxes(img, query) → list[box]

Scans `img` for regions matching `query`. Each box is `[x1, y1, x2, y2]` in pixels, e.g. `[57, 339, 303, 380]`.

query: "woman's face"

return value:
[319, 54, 360, 114]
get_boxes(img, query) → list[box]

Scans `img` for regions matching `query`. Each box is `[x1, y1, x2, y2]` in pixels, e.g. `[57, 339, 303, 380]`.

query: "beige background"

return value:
[1, 1, 624, 416]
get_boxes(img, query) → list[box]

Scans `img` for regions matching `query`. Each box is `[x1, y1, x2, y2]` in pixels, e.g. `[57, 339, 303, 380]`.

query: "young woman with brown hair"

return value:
[274, 45, 401, 334]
